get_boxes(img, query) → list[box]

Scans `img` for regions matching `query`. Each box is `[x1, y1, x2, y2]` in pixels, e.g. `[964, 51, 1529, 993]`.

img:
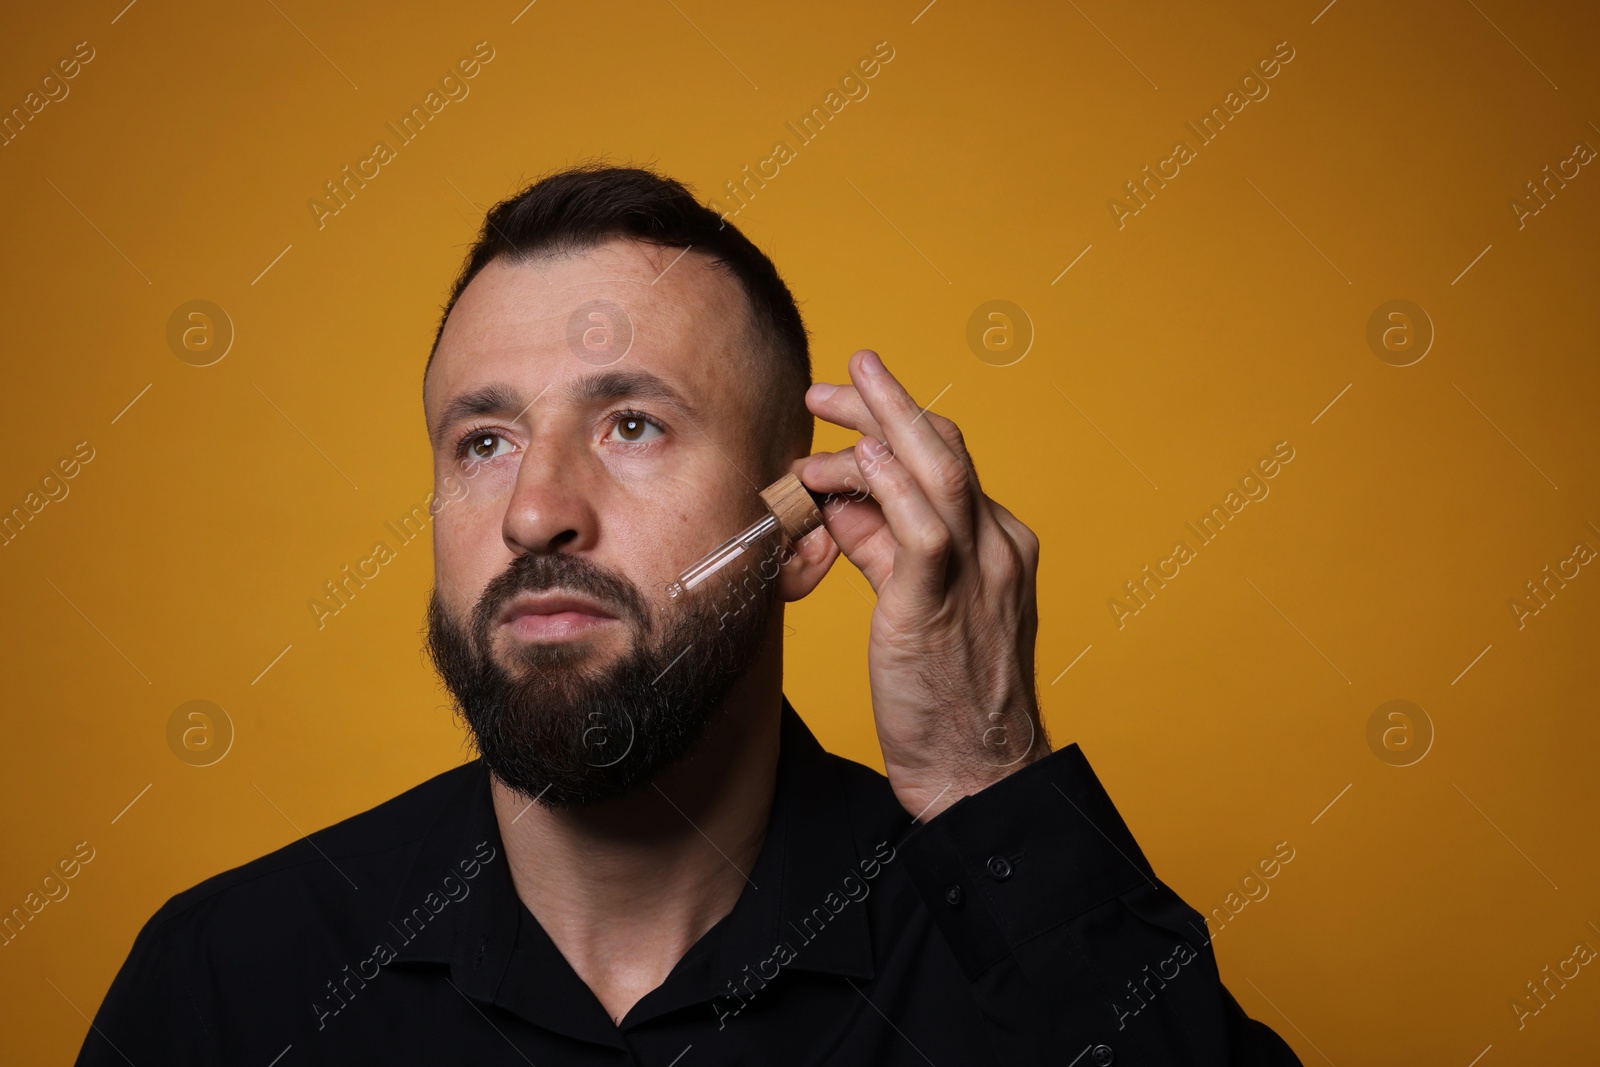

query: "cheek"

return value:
[433, 499, 510, 593]
[622, 507, 697, 593]
[436, 454, 512, 515]
[660, 502, 697, 555]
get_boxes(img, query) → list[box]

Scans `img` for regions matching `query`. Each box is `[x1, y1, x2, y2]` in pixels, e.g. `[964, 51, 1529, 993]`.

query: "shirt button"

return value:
[944, 884, 964, 907]
[986, 855, 1013, 881]
[1091, 1044, 1114, 1065]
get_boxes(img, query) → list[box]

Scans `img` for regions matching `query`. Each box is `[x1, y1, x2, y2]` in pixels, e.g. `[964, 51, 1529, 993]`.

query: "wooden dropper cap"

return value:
[758, 473, 829, 543]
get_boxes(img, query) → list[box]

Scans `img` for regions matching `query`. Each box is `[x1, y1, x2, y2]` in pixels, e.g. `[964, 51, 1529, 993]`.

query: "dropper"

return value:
[664, 473, 832, 599]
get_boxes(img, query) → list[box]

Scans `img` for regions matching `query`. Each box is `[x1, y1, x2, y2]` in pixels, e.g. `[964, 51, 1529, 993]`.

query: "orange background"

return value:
[3, 0, 1598, 1062]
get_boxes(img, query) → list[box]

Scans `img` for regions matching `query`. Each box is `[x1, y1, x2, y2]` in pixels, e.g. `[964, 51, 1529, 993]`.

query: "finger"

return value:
[984, 497, 1040, 590]
[987, 498, 1039, 569]
[800, 446, 987, 564]
[809, 383, 976, 480]
[798, 447, 875, 499]
[846, 350, 974, 540]
[803, 446, 963, 540]
[849, 435, 952, 607]
[785, 456, 896, 588]
[806, 381, 887, 443]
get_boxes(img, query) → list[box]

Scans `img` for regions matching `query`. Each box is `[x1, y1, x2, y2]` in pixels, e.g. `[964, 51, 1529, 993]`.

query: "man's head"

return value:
[423, 164, 815, 469]
[422, 165, 839, 809]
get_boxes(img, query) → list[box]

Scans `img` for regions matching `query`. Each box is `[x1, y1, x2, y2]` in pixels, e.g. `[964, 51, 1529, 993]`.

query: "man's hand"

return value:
[795, 348, 1049, 822]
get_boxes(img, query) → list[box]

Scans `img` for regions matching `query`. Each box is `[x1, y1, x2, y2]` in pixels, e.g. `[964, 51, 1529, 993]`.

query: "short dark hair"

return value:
[426, 163, 813, 469]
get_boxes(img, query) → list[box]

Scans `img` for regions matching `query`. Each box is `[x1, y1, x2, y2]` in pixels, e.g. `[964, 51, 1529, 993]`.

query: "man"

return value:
[78, 165, 1301, 1065]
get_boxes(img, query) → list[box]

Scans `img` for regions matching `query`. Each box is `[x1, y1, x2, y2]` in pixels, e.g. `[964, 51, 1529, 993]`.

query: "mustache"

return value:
[469, 551, 650, 638]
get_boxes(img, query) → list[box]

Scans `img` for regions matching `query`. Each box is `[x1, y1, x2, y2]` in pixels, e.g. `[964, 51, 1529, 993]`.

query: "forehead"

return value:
[425, 237, 757, 420]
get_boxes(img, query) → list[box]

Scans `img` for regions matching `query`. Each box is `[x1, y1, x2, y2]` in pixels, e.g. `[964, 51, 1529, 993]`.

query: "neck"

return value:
[488, 631, 783, 1026]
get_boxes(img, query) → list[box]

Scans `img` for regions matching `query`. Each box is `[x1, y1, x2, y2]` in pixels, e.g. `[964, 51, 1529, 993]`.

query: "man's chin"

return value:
[425, 563, 779, 810]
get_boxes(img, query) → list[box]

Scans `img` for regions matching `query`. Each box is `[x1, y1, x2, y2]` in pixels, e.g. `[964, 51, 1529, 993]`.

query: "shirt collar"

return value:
[383, 696, 878, 1041]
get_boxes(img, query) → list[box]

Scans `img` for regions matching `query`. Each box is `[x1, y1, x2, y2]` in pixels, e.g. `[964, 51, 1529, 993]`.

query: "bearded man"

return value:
[77, 165, 1300, 1066]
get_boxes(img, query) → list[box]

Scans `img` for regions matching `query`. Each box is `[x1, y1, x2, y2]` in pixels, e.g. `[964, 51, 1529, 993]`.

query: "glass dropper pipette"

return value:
[663, 511, 780, 599]
[663, 473, 832, 599]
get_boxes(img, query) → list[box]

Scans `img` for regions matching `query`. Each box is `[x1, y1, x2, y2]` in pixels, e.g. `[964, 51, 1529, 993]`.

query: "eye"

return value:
[459, 431, 514, 463]
[607, 411, 664, 445]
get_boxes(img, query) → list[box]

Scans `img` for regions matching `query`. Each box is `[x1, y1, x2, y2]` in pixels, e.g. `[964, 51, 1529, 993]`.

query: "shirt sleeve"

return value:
[893, 743, 1305, 1067]
[74, 899, 217, 1067]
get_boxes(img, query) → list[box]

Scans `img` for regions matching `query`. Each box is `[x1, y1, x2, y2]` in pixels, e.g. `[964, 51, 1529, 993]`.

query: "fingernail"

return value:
[859, 436, 887, 459]
[859, 350, 886, 377]
[808, 382, 837, 401]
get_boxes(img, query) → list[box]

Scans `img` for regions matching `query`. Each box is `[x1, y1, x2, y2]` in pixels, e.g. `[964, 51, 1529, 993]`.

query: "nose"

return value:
[499, 439, 600, 557]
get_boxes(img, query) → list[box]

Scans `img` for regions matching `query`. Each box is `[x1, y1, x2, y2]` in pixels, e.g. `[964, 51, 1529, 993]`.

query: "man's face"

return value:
[422, 238, 787, 808]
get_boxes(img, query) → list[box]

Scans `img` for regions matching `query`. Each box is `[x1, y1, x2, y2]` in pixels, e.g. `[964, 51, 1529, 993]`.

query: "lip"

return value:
[496, 592, 619, 641]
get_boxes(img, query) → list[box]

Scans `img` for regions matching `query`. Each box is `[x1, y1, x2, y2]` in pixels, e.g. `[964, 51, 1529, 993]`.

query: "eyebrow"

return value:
[428, 370, 700, 447]
[565, 369, 700, 420]
[429, 383, 526, 447]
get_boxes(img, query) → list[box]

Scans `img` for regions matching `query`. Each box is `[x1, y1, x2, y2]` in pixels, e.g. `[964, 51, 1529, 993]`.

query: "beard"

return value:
[425, 544, 781, 810]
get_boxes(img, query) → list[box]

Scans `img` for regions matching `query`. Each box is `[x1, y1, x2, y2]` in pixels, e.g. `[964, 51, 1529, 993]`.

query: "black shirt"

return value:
[77, 699, 1302, 1065]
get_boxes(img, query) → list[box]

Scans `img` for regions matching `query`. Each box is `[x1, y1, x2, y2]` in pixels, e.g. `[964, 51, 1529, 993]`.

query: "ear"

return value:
[777, 522, 841, 602]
